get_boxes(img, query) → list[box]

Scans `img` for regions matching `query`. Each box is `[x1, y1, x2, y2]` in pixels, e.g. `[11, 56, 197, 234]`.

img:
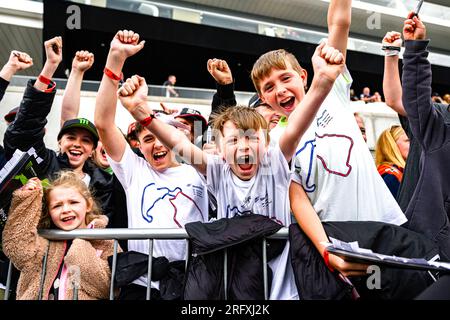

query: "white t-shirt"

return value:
[108, 146, 209, 288]
[286, 69, 407, 225]
[207, 145, 298, 300]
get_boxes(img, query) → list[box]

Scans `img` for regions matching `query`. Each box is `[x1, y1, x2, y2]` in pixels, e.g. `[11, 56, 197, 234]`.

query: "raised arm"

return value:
[3, 37, 61, 161]
[290, 181, 369, 277]
[402, 13, 447, 150]
[0, 51, 33, 103]
[60, 50, 94, 126]
[0, 50, 33, 82]
[34, 37, 62, 91]
[94, 30, 145, 162]
[327, 0, 352, 60]
[207, 58, 236, 117]
[118, 75, 207, 175]
[382, 31, 406, 116]
[279, 43, 344, 161]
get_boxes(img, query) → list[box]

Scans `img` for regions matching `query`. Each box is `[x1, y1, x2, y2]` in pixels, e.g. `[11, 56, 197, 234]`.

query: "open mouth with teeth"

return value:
[279, 97, 295, 112]
[68, 150, 83, 160]
[236, 154, 255, 171]
[153, 151, 168, 163]
[61, 216, 76, 223]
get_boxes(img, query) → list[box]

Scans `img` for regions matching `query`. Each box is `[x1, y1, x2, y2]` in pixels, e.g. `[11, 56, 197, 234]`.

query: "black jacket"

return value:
[402, 40, 450, 260]
[289, 221, 438, 300]
[1, 77, 9, 169]
[184, 214, 284, 300]
[3, 80, 114, 217]
[209, 82, 236, 122]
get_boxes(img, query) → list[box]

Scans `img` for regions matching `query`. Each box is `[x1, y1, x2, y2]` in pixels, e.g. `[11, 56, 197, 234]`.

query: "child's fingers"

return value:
[132, 32, 140, 44]
[121, 82, 134, 95]
[136, 75, 146, 87]
[123, 30, 129, 41]
[314, 41, 326, 58]
[117, 30, 124, 42]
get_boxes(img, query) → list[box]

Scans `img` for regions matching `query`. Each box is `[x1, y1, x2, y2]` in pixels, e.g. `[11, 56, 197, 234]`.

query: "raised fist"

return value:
[382, 31, 403, 48]
[8, 50, 33, 72]
[110, 30, 145, 60]
[312, 42, 345, 83]
[118, 75, 149, 115]
[72, 50, 94, 72]
[207, 58, 233, 85]
[403, 11, 426, 41]
[44, 36, 63, 65]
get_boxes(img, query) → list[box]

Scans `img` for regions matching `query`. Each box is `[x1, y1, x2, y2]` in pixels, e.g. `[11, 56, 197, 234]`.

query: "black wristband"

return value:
[382, 45, 401, 51]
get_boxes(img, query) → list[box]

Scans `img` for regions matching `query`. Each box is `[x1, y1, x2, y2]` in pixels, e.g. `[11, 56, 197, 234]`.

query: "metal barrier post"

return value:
[185, 241, 190, 272]
[262, 238, 268, 300]
[146, 239, 154, 300]
[109, 240, 118, 300]
[4, 261, 12, 300]
[38, 249, 49, 300]
[223, 248, 228, 300]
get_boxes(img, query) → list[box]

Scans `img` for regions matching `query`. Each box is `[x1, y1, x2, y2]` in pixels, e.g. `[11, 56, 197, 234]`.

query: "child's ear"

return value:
[300, 68, 308, 86]
[86, 198, 94, 213]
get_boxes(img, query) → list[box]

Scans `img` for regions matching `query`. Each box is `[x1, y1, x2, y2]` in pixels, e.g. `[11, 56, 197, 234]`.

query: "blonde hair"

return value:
[39, 171, 102, 229]
[375, 125, 406, 169]
[251, 49, 304, 95]
[211, 106, 270, 145]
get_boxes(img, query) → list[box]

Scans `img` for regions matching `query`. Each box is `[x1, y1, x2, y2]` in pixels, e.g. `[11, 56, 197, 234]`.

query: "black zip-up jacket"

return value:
[3, 79, 114, 217]
[289, 221, 438, 300]
[402, 40, 450, 260]
[184, 214, 284, 300]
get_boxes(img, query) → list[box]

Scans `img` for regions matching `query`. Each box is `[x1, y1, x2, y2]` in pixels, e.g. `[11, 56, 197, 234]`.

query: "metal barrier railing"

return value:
[3, 227, 289, 300]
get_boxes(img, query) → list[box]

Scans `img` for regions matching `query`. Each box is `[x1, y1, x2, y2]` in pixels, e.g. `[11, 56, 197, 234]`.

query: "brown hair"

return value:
[251, 49, 303, 95]
[211, 106, 270, 145]
[39, 171, 102, 229]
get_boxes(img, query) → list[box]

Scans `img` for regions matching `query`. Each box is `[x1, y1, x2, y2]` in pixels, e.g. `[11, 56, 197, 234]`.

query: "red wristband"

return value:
[139, 114, 155, 127]
[104, 67, 123, 81]
[323, 249, 335, 272]
[38, 74, 51, 85]
[43, 81, 56, 93]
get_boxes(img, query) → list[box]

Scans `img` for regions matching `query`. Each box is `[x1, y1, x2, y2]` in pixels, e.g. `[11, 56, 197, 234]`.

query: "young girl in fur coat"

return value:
[3, 171, 119, 300]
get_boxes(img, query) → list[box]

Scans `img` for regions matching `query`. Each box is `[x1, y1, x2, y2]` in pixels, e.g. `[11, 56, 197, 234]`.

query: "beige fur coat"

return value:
[2, 188, 119, 300]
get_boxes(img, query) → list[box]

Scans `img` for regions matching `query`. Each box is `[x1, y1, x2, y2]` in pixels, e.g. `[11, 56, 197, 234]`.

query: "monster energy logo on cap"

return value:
[57, 117, 99, 147]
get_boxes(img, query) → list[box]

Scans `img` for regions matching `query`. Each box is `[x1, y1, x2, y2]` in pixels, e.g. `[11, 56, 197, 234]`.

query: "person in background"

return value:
[163, 74, 179, 98]
[360, 87, 374, 103]
[372, 91, 383, 102]
[248, 94, 282, 131]
[431, 92, 444, 104]
[3, 172, 119, 300]
[174, 107, 208, 146]
[350, 88, 359, 101]
[375, 125, 409, 197]
[443, 93, 450, 105]
[353, 112, 367, 143]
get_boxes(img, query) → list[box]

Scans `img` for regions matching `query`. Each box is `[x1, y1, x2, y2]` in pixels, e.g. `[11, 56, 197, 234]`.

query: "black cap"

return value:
[175, 107, 208, 134]
[4, 106, 19, 123]
[248, 94, 262, 108]
[57, 118, 99, 148]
